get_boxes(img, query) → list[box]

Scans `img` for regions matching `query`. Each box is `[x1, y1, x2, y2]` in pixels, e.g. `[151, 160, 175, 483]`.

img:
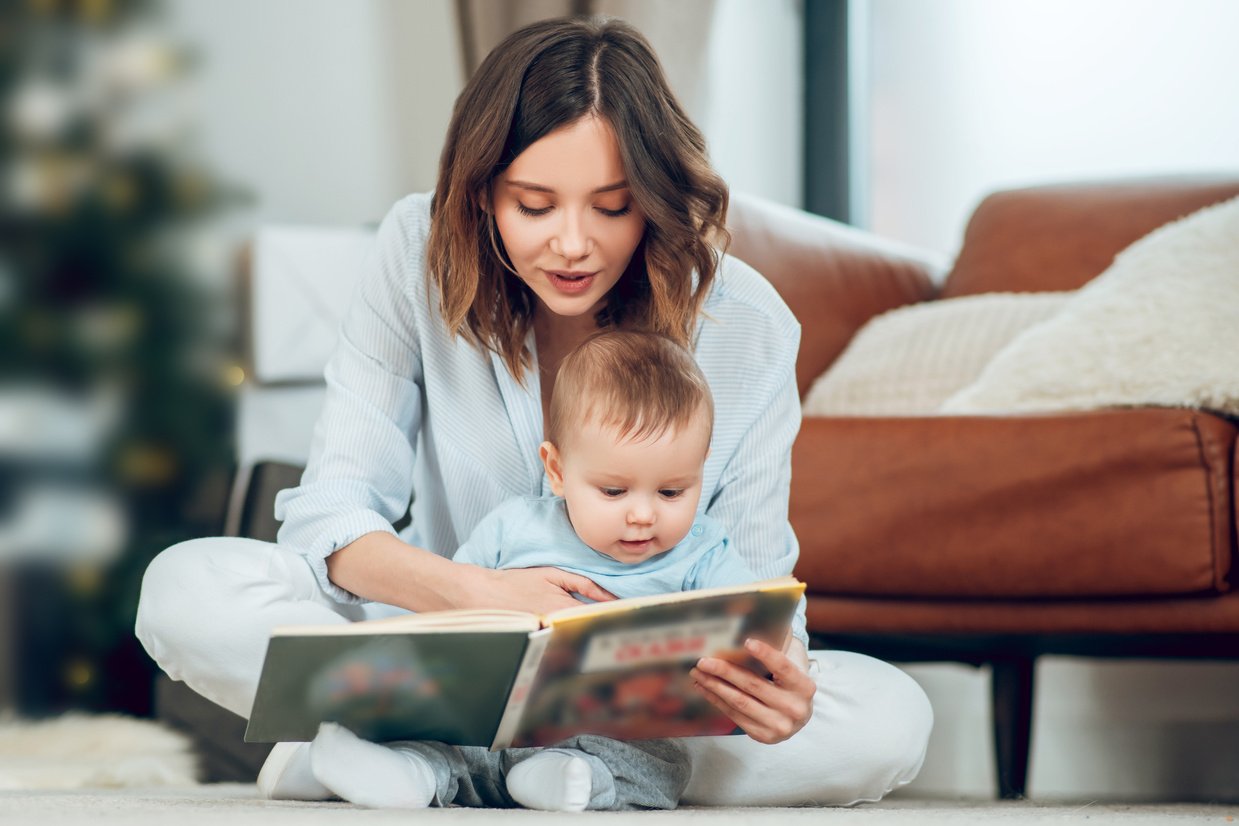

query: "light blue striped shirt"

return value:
[273, 192, 807, 646]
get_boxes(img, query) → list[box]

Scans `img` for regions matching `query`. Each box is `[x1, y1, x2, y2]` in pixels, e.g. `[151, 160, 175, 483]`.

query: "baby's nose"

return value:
[626, 502, 654, 524]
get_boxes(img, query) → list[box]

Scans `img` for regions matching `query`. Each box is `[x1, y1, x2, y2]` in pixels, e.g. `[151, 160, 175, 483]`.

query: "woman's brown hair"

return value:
[427, 16, 730, 381]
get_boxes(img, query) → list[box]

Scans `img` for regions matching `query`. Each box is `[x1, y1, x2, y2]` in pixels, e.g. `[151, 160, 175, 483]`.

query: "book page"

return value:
[543, 576, 800, 623]
[271, 608, 542, 637]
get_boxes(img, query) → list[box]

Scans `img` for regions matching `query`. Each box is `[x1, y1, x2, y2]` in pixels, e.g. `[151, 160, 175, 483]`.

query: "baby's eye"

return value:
[600, 487, 625, 498]
[659, 489, 684, 499]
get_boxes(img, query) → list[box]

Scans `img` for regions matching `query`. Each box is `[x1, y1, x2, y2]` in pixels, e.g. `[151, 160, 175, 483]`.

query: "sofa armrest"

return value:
[790, 408, 1236, 598]
[725, 192, 946, 396]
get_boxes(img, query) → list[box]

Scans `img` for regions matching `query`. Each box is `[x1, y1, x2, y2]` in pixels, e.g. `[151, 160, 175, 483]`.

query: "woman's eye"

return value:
[597, 204, 632, 218]
[659, 489, 684, 499]
[516, 203, 552, 217]
[600, 488, 625, 498]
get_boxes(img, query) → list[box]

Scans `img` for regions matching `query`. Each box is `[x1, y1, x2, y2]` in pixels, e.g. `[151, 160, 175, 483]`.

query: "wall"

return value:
[701, 0, 804, 207]
[165, 0, 803, 233]
[862, 0, 1239, 800]
[166, 0, 462, 229]
[865, 0, 1239, 254]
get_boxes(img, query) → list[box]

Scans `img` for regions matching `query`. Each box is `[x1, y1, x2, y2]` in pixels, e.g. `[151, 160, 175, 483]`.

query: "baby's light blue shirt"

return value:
[451, 495, 759, 598]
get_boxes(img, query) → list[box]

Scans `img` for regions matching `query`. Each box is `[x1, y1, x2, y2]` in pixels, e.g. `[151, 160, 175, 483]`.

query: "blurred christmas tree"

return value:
[1, 0, 245, 715]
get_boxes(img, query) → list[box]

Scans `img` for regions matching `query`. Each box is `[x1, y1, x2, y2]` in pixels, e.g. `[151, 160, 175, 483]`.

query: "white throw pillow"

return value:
[802, 292, 1069, 416]
[942, 195, 1239, 416]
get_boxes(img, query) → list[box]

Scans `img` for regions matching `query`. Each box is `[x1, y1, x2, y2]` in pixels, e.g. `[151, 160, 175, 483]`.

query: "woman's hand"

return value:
[454, 564, 617, 614]
[690, 637, 816, 744]
[326, 534, 615, 614]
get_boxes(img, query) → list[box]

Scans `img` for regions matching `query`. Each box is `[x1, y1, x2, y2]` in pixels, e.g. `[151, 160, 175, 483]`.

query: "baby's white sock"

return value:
[256, 741, 333, 801]
[505, 749, 593, 812]
[308, 722, 437, 809]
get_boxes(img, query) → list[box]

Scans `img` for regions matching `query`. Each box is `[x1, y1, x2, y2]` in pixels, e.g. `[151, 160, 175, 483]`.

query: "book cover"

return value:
[244, 577, 804, 748]
[505, 578, 803, 747]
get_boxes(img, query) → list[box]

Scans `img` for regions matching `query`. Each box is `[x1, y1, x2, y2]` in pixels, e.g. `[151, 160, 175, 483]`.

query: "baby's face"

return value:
[545, 413, 710, 564]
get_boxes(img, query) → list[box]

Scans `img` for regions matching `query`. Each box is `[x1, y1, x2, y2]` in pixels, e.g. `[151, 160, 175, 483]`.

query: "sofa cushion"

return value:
[942, 195, 1239, 416]
[248, 225, 376, 384]
[802, 292, 1068, 416]
[805, 591, 1239, 636]
[790, 409, 1235, 599]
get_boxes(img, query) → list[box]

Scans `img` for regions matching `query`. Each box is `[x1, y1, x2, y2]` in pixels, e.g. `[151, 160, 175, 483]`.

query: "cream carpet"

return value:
[0, 785, 1234, 824]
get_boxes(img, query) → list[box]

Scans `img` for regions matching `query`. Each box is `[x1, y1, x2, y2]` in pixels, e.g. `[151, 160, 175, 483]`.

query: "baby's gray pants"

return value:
[401, 736, 688, 810]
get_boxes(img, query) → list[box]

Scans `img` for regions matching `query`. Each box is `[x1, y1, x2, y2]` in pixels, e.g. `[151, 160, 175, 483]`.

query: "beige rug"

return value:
[0, 713, 198, 790]
[0, 785, 1235, 825]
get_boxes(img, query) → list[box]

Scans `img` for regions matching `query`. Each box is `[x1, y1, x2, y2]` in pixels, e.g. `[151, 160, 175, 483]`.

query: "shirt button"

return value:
[691, 525, 704, 537]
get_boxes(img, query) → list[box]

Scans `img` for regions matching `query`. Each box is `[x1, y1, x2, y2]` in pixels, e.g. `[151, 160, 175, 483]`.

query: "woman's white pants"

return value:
[135, 537, 933, 806]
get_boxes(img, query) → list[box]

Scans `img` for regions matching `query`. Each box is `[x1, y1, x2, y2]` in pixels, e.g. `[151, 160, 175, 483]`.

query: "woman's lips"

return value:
[545, 269, 598, 294]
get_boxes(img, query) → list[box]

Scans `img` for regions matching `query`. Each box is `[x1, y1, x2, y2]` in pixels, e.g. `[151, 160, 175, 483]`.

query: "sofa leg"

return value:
[991, 656, 1035, 799]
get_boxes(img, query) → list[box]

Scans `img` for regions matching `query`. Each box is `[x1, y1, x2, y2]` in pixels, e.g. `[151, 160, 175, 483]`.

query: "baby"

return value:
[304, 330, 760, 811]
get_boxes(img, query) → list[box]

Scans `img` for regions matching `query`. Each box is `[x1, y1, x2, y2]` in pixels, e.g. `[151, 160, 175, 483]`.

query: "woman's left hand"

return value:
[690, 638, 816, 744]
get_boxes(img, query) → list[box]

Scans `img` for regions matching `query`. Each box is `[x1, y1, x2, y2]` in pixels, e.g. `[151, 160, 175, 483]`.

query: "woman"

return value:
[136, 16, 931, 807]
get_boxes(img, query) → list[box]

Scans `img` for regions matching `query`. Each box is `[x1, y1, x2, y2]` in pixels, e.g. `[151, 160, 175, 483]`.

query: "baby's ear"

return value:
[539, 441, 565, 496]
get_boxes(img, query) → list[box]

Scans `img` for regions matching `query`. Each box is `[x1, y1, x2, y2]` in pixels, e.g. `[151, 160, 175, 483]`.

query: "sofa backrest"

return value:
[725, 192, 944, 397]
[941, 176, 1239, 299]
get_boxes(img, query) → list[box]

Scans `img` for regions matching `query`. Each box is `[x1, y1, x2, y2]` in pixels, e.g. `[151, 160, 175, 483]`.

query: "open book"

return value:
[245, 576, 804, 750]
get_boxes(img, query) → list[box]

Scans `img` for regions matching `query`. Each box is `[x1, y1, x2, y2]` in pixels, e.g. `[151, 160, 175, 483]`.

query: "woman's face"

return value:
[492, 115, 646, 322]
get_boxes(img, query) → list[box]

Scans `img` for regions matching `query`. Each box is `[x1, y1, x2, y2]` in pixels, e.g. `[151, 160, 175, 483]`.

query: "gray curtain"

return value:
[454, 0, 716, 126]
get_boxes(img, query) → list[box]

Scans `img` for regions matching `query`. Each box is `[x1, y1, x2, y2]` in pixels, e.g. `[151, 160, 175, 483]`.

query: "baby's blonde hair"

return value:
[547, 330, 714, 448]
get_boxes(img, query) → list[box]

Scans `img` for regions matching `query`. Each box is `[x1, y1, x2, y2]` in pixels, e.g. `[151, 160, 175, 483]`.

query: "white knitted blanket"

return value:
[0, 713, 197, 790]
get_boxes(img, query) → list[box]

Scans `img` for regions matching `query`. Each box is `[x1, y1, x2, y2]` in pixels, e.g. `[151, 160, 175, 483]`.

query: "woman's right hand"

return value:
[327, 532, 614, 614]
[453, 564, 617, 614]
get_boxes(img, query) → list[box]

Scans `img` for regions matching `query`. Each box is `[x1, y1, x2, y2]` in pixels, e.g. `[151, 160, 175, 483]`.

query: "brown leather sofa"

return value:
[726, 177, 1239, 799]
